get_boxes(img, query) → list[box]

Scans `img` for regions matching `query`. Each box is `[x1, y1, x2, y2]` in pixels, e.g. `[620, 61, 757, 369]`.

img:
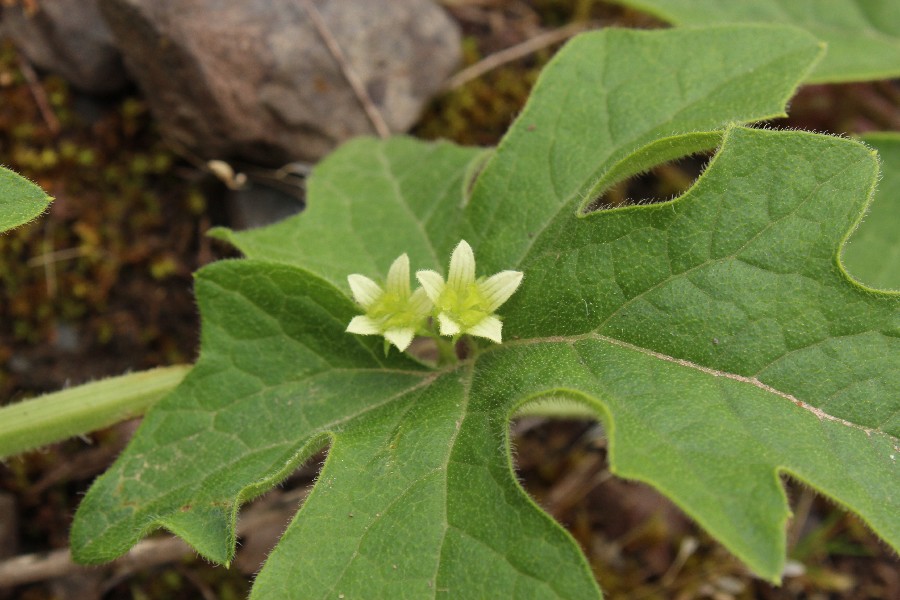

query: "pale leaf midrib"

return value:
[492, 333, 893, 439]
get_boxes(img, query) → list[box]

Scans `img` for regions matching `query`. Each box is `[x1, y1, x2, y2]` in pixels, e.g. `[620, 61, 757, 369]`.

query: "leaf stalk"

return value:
[0, 365, 190, 459]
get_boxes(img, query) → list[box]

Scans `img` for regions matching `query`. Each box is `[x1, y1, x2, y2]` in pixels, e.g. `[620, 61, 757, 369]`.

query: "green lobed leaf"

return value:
[70, 262, 422, 560]
[71, 25, 899, 597]
[216, 25, 825, 285]
[611, 0, 900, 83]
[504, 126, 899, 438]
[0, 166, 52, 233]
[842, 132, 900, 290]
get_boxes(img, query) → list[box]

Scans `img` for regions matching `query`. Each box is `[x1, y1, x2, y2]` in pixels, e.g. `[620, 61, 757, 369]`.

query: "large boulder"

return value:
[99, 0, 461, 164]
[0, 0, 128, 93]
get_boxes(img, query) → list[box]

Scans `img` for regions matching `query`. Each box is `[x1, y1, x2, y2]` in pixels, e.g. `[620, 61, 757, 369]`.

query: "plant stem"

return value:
[461, 335, 480, 359]
[434, 336, 458, 365]
[0, 365, 191, 459]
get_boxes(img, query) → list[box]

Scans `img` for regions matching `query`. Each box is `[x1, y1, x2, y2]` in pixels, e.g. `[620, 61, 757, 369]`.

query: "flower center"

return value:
[438, 280, 491, 328]
[369, 291, 418, 329]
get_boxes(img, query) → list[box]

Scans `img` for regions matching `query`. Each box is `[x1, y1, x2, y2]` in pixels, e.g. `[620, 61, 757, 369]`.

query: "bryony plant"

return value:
[1, 22, 898, 599]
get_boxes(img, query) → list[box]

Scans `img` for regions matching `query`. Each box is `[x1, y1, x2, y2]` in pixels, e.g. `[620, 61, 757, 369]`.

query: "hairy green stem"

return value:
[0, 365, 191, 459]
[434, 336, 458, 365]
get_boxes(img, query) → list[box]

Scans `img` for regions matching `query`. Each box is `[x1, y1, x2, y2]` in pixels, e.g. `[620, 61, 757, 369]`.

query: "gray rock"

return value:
[99, 0, 461, 165]
[0, 0, 128, 93]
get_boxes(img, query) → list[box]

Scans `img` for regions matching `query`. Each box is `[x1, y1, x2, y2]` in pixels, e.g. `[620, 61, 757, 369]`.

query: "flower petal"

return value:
[478, 270, 523, 311]
[346, 315, 381, 335]
[347, 274, 382, 308]
[447, 240, 476, 290]
[466, 315, 503, 343]
[437, 313, 462, 337]
[384, 328, 415, 351]
[386, 254, 411, 297]
[416, 270, 445, 303]
[409, 287, 433, 317]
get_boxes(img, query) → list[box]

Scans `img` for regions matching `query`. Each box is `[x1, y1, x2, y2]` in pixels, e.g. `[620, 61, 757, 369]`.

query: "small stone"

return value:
[99, 0, 461, 165]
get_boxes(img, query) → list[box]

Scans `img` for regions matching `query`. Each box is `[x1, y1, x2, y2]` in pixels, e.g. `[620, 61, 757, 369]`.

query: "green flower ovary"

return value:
[369, 290, 426, 330]
[436, 279, 493, 329]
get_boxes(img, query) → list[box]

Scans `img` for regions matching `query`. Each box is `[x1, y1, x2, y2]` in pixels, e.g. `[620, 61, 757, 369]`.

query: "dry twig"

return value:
[16, 52, 60, 135]
[299, 0, 391, 138]
[0, 487, 309, 589]
[444, 21, 594, 91]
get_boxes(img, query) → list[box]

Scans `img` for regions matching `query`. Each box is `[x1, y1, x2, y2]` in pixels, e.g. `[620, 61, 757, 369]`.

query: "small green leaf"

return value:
[611, 0, 900, 83]
[842, 132, 900, 289]
[0, 166, 52, 233]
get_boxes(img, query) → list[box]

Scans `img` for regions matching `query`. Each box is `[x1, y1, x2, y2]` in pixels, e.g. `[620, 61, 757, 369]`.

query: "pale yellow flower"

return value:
[346, 254, 432, 351]
[416, 240, 522, 343]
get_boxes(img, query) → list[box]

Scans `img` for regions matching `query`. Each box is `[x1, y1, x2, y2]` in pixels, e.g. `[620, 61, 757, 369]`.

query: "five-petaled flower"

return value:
[345, 254, 432, 352]
[416, 240, 523, 343]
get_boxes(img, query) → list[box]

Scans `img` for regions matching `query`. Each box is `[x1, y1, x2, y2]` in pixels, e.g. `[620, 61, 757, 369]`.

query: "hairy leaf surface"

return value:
[71, 25, 898, 597]
[842, 132, 900, 289]
[612, 0, 900, 83]
[0, 167, 52, 232]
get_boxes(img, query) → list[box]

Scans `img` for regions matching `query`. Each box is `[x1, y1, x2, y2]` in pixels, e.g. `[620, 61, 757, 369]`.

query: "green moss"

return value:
[0, 41, 203, 397]
[415, 61, 543, 146]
